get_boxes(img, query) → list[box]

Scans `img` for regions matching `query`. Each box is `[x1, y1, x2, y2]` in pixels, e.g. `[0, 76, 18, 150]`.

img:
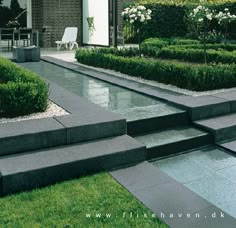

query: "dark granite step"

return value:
[217, 139, 236, 154]
[123, 105, 189, 136]
[134, 126, 212, 159]
[0, 135, 146, 196]
[194, 113, 236, 142]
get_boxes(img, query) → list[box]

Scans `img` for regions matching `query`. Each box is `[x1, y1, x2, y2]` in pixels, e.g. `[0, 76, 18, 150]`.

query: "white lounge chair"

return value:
[55, 27, 79, 50]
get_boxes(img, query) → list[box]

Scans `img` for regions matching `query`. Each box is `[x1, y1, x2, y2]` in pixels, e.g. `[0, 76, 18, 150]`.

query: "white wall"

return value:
[82, 0, 109, 46]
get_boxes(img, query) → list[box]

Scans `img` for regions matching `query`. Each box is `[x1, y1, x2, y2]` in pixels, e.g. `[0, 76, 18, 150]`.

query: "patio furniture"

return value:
[55, 27, 79, 50]
[13, 28, 39, 47]
[0, 28, 14, 50]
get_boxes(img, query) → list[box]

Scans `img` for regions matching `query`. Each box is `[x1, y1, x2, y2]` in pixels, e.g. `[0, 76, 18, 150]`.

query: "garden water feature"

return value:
[20, 61, 182, 122]
[19, 60, 236, 220]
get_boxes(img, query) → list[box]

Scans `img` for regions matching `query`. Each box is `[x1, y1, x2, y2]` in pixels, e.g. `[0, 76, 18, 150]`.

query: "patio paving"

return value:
[152, 146, 236, 219]
[1, 50, 236, 227]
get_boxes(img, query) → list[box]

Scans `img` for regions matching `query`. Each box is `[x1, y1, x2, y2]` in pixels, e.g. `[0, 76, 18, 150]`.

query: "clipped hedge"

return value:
[134, 1, 236, 40]
[140, 38, 236, 63]
[75, 49, 236, 91]
[158, 47, 236, 64]
[0, 58, 48, 117]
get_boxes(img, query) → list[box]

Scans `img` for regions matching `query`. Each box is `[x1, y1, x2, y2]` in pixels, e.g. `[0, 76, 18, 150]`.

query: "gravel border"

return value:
[0, 100, 69, 124]
[44, 52, 236, 97]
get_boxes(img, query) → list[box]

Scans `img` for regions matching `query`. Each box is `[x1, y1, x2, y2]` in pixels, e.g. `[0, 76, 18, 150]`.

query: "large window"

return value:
[0, 0, 27, 28]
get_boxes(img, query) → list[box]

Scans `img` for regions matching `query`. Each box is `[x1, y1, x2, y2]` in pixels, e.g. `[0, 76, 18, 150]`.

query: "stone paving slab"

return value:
[110, 162, 236, 228]
[218, 139, 236, 154]
[0, 135, 146, 195]
[214, 90, 236, 112]
[169, 95, 231, 121]
[0, 118, 66, 156]
[55, 114, 126, 144]
[194, 113, 236, 142]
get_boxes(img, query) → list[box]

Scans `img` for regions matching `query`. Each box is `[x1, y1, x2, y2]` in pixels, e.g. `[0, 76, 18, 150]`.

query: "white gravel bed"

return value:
[44, 52, 236, 97]
[0, 100, 69, 124]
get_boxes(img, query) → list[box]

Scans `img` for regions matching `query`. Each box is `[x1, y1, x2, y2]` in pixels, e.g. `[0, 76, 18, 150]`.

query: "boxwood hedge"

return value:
[135, 0, 236, 40]
[0, 57, 48, 117]
[141, 38, 236, 63]
[75, 48, 236, 91]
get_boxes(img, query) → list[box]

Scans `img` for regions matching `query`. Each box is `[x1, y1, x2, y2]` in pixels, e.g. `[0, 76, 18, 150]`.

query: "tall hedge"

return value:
[133, 1, 236, 40]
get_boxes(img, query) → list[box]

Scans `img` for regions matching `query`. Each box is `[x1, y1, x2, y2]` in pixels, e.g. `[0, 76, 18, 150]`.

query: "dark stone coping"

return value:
[41, 57, 235, 121]
[194, 113, 236, 142]
[217, 139, 236, 154]
[0, 80, 126, 156]
[110, 161, 236, 228]
[0, 135, 146, 195]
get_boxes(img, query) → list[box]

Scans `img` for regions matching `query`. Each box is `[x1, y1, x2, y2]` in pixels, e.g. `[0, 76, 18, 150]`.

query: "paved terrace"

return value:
[0, 49, 236, 227]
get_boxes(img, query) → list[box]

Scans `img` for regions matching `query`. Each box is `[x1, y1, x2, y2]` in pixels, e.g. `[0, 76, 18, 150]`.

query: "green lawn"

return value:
[0, 172, 167, 227]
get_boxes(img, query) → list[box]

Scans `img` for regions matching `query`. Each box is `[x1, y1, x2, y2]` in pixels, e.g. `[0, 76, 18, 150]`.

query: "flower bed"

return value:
[0, 57, 48, 117]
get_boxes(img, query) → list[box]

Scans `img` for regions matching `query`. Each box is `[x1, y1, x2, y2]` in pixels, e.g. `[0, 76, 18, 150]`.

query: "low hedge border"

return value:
[140, 38, 236, 64]
[0, 57, 48, 117]
[142, 46, 236, 64]
[142, 38, 236, 51]
[75, 49, 236, 91]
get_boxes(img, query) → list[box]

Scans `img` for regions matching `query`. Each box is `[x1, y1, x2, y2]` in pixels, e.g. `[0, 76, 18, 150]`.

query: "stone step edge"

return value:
[0, 135, 146, 196]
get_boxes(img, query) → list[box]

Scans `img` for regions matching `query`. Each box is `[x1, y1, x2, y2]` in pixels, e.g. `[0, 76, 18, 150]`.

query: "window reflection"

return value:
[0, 0, 27, 28]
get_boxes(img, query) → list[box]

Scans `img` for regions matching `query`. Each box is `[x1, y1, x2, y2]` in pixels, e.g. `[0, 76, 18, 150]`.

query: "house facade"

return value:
[31, 0, 124, 47]
[0, 0, 124, 47]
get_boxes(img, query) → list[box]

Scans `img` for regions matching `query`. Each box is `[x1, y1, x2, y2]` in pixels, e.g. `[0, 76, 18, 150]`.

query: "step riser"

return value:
[214, 127, 236, 142]
[0, 119, 126, 157]
[147, 135, 212, 160]
[0, 146, 146, 196]
[194, 124, 236, 142]
[127, 113, 189, 136]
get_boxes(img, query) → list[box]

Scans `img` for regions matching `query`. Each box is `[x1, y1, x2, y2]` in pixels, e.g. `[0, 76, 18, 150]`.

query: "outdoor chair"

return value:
[55, 27, 79, 50]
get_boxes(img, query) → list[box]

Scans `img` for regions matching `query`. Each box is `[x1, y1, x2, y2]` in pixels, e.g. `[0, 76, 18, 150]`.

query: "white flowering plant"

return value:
[215, 8, 236, 25]
[188, 1, 214, 63]
[121, 5, 152, 56]
[215, 8, 236, 43]
[121, 5, 152, 25]
[189, 5, 214, 26]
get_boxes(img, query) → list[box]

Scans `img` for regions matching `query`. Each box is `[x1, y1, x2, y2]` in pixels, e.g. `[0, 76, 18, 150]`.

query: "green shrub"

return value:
[75, 49, 236, 91]
[173, 44, 236, 51]
[157, 47, 236, 64]
[140, 38, 236, 63]
[0, 57, 48, 117]
[134, 1, 236, 40]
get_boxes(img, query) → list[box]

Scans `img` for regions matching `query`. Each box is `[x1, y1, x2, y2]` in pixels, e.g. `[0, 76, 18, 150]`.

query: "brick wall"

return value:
[32, 0, 123, 47]
[32, 0, 81, 48]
